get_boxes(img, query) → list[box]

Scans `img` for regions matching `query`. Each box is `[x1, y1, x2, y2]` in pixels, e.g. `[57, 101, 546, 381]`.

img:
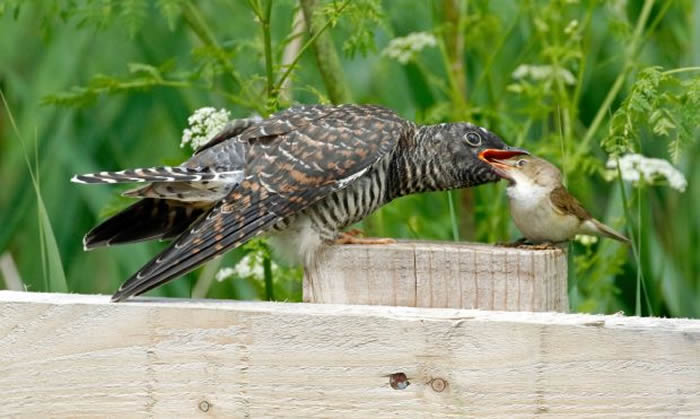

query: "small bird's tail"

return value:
[83, 198, 211, 250]
[582, 219, 630, 243]
[71, 166, 222, 184]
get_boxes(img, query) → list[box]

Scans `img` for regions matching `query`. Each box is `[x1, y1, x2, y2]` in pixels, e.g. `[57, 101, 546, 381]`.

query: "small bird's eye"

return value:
[517, 159, 527, 167]
[465, 132, 482, 147]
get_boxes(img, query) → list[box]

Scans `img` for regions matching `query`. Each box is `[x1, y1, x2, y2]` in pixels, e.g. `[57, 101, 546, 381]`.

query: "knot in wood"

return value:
[198, 400, 211, 412]
[388, 372, 410, 390]
[429, 377, 447, 392]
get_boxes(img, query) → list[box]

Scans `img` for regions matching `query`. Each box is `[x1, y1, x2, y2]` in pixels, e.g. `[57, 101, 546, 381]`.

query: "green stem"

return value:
[182, 2, 242, 88]
[34, 132, 48, 291]
[662, 66, 700, 75]
[474, 8, 521, 91]
[263, 254, 274, 301]
[447, 191, 460, 242]
[568, 3, 594, 111]
[441, 0, 468, 113]
[615, 161, 653, 316]
[436, 35, 468, 116]
[276, 0, 351, 93]
[299, 0, 352, 104]
[261, 0, 275, 114]
[575, 0, 656, 158]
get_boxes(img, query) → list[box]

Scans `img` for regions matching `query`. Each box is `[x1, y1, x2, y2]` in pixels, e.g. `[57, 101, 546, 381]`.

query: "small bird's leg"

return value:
[333, 230, 396, 245]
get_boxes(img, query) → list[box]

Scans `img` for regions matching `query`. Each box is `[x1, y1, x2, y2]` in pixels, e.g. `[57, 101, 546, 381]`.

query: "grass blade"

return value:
[1, 90, 68, 293]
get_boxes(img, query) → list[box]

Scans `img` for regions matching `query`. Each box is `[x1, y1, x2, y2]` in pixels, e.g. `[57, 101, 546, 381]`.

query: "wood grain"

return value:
[1, 291, 698, 418]
[305, 241, 568, 312]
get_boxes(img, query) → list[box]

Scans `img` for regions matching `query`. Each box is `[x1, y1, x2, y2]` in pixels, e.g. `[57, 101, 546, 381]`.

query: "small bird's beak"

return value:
[478, 148, 528, 180]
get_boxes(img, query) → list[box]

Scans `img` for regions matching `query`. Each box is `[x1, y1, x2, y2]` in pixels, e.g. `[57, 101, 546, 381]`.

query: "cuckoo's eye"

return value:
[465, 132, 482, 147]
[516, 159, 527, 167]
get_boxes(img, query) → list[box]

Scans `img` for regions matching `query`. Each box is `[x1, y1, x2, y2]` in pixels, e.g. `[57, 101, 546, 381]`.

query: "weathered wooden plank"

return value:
[1, 291, 698, 418]
[304, 241, 568, 312]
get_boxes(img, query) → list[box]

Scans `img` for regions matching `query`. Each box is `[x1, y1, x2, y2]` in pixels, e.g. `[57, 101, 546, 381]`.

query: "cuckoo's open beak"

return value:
[478, 148, 528, 181]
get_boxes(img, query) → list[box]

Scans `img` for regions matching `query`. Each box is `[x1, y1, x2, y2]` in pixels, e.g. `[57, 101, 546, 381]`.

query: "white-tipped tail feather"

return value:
[71, 166, 241, 185]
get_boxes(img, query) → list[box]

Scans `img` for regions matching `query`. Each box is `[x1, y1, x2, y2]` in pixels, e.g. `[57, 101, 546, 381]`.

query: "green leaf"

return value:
[650, 109, 675, 137]
[35, 184, 68, 293]
[121, 0, 148, 38]
[157, 0, 183, 30]
[1, 90, 67, 293]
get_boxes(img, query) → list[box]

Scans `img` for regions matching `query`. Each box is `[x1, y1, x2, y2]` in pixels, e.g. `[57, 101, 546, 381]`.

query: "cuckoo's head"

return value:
[424, 123, 529, 188]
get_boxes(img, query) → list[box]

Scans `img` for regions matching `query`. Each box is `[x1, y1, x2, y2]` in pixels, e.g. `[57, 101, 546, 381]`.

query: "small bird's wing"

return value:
[111, 105, 409, 301]
[549, 185, 592, 220]
[550, 185, 629, 243]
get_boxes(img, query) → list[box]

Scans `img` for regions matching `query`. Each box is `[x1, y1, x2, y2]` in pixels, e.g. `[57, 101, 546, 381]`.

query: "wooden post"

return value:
[1, 291, 698, 417]
[304, 241, 568, 312]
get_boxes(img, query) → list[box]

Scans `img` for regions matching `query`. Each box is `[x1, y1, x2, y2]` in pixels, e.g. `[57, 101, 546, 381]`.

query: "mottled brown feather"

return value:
[112, 105, 409, 301]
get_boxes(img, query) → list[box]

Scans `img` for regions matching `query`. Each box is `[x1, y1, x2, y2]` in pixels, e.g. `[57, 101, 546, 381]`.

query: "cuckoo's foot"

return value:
[334, 231, 396, 245]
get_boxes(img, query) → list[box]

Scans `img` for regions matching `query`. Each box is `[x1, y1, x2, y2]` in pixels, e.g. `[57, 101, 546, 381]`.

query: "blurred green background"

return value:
[0, 0, 697, 317]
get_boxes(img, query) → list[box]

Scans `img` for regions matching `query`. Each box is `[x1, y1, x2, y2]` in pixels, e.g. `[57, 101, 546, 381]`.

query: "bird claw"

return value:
[344, 228, 365, 238]
[518, 242, 565, 250]
[496, 238, 561, 250]
[517, 241, 561, 250]
[496, 238, 528, 248]
[334, 231, 396, 245]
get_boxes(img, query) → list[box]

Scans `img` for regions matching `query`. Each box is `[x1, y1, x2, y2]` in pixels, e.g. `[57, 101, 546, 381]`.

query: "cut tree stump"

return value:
[304, 240, 568, 312]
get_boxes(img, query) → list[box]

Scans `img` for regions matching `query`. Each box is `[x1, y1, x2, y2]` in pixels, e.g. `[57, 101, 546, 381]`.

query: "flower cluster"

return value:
[512, 64, 576, 85]
[382, 32, 437, 64]
[180, 107, 231, 151]
[575, 234, 598, 246]
[605, 153, 687, 192]
[215, 252, 279, 282]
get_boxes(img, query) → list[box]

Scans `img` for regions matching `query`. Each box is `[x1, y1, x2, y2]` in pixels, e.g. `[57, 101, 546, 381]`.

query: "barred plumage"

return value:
[73, 104, 527, 301]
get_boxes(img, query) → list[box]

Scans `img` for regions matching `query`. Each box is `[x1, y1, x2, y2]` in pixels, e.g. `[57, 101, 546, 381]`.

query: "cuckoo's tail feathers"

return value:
[583, 219, 630, 244]
[71, 166, 226, 184]
[83, 198, 211, 250]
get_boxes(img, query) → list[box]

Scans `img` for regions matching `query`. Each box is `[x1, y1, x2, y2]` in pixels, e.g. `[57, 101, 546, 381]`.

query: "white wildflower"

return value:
[575, 234, 598, 246]
[382, 32, 437, 64]
[512, 64, 576, 85]
[605, 153, 687, 192]
[564, 19, 579, 35]
[181, 107, 231, 151]
[215, 253, 279, 282]
[215, 267, 237, 282]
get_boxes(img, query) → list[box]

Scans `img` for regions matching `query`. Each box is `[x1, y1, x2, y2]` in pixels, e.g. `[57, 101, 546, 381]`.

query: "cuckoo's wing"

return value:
[193, 105, 339, 155]
[111, 105, 408, 301]
[193, 117, 259, 155]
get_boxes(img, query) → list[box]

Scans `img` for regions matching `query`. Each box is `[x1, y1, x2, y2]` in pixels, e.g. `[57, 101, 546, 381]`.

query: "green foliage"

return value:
[1, 92, 68, 293]
[41, 61, 187, 107]
[1, 0, 697, 317]
[604, 66, 700, 161]
[334, 0, 384, 58]
[157, 0, 184, 30]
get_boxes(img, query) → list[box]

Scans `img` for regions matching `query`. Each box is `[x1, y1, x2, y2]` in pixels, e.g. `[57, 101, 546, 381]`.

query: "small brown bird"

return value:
[478, 149, 629, 246]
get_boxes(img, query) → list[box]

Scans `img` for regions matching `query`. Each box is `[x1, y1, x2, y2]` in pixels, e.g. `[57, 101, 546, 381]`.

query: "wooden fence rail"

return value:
[1, 291, 698, 417]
